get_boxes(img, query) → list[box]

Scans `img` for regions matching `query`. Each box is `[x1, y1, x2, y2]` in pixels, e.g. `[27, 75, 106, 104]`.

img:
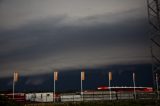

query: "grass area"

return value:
[25, 100, 160, 106]
[1, 95, 160, 106]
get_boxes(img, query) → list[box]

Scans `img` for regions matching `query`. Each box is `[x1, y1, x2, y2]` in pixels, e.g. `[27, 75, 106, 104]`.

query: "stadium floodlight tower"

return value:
[147, 0, 160, 88]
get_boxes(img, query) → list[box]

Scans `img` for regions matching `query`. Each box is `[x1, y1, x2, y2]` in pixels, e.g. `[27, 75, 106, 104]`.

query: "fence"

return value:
[60, 91, 160, 102]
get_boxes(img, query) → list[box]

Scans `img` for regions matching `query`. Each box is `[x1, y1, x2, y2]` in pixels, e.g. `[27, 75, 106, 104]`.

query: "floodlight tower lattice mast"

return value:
[147, 0, 160, 87]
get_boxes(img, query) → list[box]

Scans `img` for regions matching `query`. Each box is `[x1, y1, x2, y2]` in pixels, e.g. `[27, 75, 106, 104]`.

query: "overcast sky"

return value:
[0, 0, 150, 77]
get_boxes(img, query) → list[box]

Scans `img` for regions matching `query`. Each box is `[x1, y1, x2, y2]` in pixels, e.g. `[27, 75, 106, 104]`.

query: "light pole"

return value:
[108, 72, 112, 100]
[81, 71, 85, 101]
[156, 73, 159, 99]
[13, 72, 18, 99]
[133, 72, 136, 100]
[54, 71, 58, 103]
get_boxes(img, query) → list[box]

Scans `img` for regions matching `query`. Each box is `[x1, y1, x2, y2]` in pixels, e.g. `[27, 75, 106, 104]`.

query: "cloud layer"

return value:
[0, 0, 150, 77]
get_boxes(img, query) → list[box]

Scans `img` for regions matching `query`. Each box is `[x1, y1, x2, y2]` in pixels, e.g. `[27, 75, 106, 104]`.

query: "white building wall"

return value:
[26, 92, 53, 102]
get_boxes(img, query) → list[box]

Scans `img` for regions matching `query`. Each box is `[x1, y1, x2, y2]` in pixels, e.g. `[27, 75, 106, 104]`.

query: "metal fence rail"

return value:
[60, 92, 160, 102]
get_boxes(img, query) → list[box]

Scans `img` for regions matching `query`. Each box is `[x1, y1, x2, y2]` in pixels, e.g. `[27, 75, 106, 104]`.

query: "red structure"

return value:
[97, 86, 153, 92]
[1, 93, 26, 102]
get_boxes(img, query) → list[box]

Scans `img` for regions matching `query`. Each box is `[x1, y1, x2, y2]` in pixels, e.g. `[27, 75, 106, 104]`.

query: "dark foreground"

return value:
[1, 100, 160, 106]
[1, 95, 160, 106]
[24, 100, 160, 106]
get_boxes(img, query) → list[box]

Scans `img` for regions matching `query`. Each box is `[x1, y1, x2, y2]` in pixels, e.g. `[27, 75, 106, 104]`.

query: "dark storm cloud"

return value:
[0, 0, 150, 77]
[0, 18, 148, 60]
